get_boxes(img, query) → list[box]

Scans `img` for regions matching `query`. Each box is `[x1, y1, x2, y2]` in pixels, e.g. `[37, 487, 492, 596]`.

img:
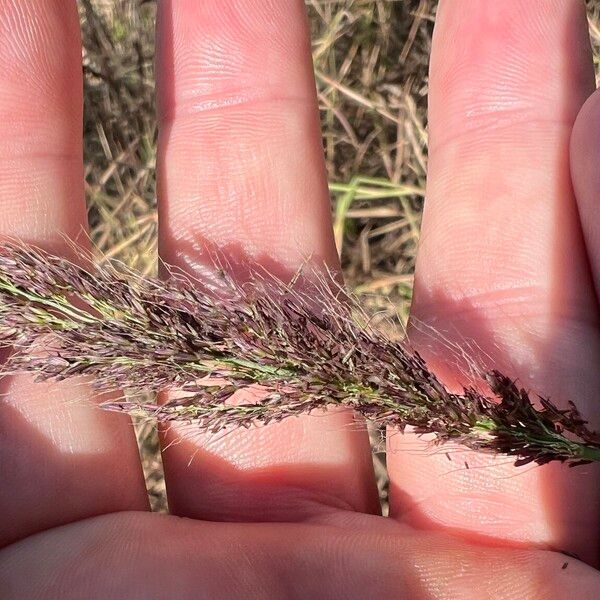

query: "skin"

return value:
[1, 0, 600, 597]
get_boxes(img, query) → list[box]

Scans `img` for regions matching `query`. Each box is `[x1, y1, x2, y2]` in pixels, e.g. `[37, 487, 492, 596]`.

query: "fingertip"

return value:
[156, 0, 313, 123]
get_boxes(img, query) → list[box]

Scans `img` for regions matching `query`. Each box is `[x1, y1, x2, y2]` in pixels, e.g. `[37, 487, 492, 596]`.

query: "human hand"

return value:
[1, 1, 600, 598]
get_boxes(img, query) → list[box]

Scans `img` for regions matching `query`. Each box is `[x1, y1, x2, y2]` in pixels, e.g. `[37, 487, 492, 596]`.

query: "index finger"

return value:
[387, 0, 600, 565]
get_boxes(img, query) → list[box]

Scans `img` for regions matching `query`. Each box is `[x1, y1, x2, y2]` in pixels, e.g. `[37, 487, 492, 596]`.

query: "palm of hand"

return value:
[2, 2, 600, 598]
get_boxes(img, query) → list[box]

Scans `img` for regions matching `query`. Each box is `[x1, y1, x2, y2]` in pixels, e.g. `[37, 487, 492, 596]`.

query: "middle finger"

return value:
[155, 0, 379, 521]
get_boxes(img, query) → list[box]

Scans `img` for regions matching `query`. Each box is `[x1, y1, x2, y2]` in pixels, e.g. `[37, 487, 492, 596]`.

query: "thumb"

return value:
[571, 88, 600, 298]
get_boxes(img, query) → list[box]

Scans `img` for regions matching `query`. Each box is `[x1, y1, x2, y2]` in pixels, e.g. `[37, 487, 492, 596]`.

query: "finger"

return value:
[387, 0, 600, 565]
[0, 0, 147, 548]
[156, 0, 378, 520]
[572, 89, 600, 290]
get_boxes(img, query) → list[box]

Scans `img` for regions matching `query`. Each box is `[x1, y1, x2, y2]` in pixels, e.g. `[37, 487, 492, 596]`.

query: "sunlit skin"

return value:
[1, 0, 600, 597]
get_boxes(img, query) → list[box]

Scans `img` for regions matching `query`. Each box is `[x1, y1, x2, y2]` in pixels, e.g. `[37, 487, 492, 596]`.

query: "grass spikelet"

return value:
[0, 240, 599, 467]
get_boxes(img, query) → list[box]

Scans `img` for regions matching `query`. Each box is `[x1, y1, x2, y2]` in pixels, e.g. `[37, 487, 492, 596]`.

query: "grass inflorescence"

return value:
[0, 241, 599, 467]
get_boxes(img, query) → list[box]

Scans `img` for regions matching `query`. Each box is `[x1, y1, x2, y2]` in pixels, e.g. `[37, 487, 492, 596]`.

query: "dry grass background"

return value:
[79, 0, 600, 512]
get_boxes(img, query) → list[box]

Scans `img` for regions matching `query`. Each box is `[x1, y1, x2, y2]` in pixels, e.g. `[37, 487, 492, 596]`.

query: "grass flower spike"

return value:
[0, 240, 599, 467]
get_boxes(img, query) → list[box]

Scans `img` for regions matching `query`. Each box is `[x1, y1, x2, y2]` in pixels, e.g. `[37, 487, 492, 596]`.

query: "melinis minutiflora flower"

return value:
[0, 240, 598, 467]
